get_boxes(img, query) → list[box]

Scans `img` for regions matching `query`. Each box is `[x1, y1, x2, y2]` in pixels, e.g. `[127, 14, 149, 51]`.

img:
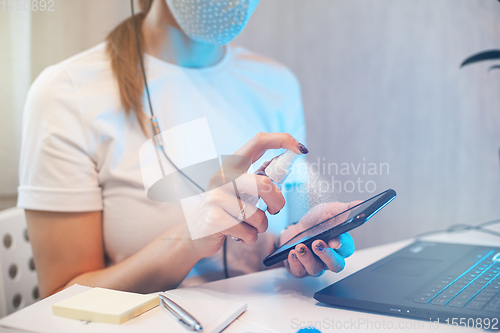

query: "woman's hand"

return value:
[28, 133, 306, 297]
[280, 201, 361, 278]
[186, 133, 306, 260]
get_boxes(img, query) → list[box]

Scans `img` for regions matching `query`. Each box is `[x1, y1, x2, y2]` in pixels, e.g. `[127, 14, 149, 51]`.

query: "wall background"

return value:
[1, 0, 499, 249]
[0, 0, 131, 207]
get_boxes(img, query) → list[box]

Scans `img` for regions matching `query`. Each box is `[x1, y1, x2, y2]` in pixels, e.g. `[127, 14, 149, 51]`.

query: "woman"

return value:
[18, 0, 356, 298]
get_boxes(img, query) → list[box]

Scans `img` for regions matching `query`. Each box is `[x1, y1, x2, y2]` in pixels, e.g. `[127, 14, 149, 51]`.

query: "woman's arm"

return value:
[27, 133, 307, 298]
[26, 210, 199, 298]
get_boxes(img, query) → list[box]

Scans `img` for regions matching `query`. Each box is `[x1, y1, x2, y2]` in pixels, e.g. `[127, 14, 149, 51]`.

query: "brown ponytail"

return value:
[106, 0, 154, 135]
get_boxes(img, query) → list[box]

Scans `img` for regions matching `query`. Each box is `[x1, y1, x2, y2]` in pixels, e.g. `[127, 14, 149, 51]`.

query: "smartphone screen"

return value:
[263, 189, 396, 267]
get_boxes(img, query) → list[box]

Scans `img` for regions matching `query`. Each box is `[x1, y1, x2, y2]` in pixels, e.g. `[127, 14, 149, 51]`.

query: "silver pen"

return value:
[159, 293, 203, 332]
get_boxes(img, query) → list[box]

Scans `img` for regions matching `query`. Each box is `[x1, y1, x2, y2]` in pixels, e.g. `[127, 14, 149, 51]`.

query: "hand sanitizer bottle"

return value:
[247, 149, 300, 212]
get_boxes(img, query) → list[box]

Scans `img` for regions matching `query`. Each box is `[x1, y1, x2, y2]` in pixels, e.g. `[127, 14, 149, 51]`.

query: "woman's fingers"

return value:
[235, 132, 305, 163]
[295, 244, 325, 277]
[229, 201, 269, 234]
[242, 207, 268, 233]
[286, 249, 307, 278]
[215, 185, 269, 233]
[312, 239, 346, 273]
[327, 232, 355, 258]
[254, 156, 277, 175]
[222, 219, 259, 245]
[285, 236, 352, 277]
[231, 174, 285, 215]
[298, 200, 364, 231]
[256, 176, 284, 214]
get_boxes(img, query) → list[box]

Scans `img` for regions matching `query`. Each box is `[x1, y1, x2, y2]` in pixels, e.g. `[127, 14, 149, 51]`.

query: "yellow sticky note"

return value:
[52, 287, 159, 324]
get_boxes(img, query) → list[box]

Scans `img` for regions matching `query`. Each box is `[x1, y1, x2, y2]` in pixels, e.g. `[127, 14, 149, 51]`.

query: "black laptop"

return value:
[314, 241, 500, 323]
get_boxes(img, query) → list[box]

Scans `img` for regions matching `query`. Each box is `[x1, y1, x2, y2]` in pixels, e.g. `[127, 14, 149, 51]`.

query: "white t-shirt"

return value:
[18, 42, 306, 286]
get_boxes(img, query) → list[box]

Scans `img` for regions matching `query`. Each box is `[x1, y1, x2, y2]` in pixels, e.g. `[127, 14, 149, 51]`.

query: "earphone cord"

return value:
[130, 0, 230, 279]
[414, 218, 500, 239]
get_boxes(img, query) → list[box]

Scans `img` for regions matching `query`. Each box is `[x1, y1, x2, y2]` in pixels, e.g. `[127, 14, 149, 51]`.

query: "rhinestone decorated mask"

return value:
[166, 0, 260, 45]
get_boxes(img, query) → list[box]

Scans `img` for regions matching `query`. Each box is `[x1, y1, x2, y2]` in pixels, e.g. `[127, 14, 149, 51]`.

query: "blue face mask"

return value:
[166, 0, 260, 45]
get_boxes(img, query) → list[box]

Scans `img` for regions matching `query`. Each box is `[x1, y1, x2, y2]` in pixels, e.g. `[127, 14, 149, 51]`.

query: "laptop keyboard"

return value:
[414, 249, 500, 311]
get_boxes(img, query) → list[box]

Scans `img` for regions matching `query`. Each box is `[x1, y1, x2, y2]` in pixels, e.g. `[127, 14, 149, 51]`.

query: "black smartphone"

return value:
[263, 189, 397, 267]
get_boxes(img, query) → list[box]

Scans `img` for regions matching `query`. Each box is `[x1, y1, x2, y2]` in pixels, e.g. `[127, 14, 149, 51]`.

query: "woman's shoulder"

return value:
[26, 42, 119, 132]
[33, 42, 114, 94]
[229, 45, 300, 91]
[60, 42, 109, 66]
[29, 43, 119, 118]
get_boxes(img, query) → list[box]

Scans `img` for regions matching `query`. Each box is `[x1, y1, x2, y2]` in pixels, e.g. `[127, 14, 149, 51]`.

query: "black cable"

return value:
[130, 0, 230, 279]
[223, 238, 229, 278]
[478, 218, 500, 228]
[130, 0, 204, 194]
[414, 218, 500, 240]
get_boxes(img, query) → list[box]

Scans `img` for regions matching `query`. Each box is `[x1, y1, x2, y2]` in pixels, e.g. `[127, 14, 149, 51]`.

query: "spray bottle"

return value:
[246, 149, 301, 212]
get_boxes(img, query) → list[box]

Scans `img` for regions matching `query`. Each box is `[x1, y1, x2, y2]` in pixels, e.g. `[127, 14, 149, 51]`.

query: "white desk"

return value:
[198, 226, 500, 333]
[1, 226, 499, 333]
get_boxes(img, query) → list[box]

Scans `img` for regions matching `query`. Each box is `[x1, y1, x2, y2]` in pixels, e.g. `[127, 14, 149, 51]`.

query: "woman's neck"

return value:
[142, 0, 225, 68]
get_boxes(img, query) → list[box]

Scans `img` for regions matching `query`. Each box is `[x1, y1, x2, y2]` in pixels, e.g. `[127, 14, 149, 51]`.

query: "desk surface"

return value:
[201, 227, 500, 333]
[1, 226, 499, 333]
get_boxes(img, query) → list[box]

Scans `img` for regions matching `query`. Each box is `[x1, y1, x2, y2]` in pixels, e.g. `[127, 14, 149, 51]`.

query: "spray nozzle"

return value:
[264, 149, 299, 184]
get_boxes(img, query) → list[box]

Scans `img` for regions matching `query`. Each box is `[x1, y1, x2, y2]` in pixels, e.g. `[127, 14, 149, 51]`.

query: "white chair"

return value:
[0, 207, 38, 317]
